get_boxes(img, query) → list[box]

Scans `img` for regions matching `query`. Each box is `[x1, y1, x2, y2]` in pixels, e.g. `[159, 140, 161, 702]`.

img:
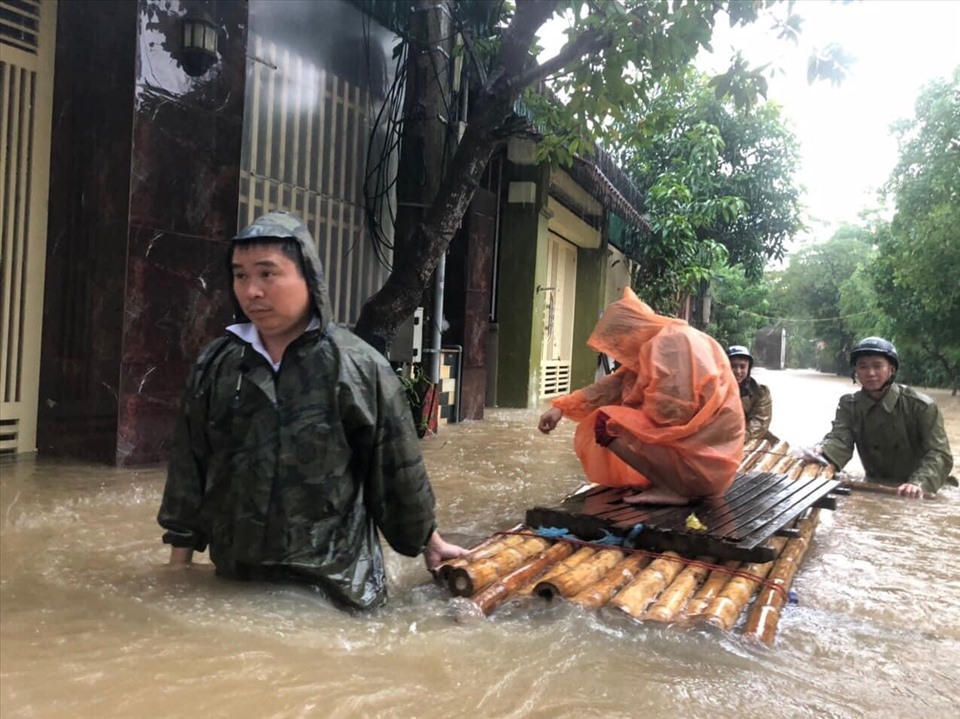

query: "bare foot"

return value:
[622, 488, 692, 506]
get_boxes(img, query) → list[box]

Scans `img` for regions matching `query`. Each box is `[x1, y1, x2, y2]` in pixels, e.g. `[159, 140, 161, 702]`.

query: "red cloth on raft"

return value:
[552, 288, 745, 498]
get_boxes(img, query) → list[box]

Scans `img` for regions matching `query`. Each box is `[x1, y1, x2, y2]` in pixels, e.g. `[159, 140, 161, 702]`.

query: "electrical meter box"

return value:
[387, 307, 424, 363]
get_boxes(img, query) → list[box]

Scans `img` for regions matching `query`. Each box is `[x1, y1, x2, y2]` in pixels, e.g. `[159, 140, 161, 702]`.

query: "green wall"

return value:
[495, 203, 548, 407]
[570, 246, 607, 392]
[494, 163, 610, 408]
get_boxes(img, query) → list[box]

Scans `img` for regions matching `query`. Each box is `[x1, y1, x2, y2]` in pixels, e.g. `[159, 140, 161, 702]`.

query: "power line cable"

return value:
[711, 298, 875, 324]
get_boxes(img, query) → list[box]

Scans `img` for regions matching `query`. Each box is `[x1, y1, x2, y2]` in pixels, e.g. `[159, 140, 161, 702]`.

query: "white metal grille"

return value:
[540, 361, 572, 398]
[0, 0, 40, 54]
[238, 33, 393, 326]
[0, 0, 53, 454]
[0, 417, 17, 455]
[0, 60, 34, 404]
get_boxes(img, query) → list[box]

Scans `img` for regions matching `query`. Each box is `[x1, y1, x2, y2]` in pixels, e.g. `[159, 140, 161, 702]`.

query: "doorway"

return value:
[540, 232, 577, 398]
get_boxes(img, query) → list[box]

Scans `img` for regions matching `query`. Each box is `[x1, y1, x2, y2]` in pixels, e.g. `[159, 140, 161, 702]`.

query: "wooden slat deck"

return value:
[525, 470, 843, 563]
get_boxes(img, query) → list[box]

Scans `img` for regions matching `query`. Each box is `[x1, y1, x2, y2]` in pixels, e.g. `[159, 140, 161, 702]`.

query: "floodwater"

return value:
[1, 370, 958, 719]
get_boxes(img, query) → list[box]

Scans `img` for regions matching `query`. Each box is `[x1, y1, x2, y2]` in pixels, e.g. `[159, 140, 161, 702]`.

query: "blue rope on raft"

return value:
[533, 523, 645, 548]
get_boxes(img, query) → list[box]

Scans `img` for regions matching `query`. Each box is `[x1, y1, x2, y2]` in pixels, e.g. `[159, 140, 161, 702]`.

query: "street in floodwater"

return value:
[1, 369, 958, 718]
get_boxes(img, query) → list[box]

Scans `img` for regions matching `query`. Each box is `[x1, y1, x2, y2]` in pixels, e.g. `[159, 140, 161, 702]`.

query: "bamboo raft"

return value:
[437, 437, 846, 645]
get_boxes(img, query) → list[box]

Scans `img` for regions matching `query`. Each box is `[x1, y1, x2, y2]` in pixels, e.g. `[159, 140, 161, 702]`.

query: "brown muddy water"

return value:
[1, 370, 958, 718]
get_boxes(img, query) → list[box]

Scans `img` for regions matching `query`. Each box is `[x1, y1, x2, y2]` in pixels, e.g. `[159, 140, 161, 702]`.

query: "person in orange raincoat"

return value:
[538, 288, 745, 505]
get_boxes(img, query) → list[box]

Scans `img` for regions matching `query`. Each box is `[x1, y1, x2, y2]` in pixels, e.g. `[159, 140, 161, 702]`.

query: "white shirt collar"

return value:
[226, 316, 321, 371]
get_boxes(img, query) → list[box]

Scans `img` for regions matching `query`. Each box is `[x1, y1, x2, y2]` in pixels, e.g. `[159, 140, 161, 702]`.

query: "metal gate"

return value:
[0, 0, 56, 456]
[238, 15, 396, 327]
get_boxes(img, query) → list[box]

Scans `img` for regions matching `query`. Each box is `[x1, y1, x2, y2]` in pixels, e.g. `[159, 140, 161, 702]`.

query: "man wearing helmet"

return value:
[816, 337, 954, 498]
[727, 345, 773, 442]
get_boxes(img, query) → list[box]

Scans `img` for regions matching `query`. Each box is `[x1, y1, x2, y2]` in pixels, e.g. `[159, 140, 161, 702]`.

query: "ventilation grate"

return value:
[0, 417, 18, 455]
[540, 361, 571, 399]
[0, 0, 41, 54]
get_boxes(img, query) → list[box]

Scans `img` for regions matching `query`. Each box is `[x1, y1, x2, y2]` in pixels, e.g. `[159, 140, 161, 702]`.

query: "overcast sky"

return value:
[539, 0, 960, 251]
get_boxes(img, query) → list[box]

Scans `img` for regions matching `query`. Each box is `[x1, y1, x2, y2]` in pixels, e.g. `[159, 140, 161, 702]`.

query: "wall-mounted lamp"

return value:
[180, 10, 218, 77]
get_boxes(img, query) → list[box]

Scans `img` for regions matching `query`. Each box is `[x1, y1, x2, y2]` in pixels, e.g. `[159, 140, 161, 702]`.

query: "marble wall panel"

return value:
[38, 0, 248, 465]
[38, 1, 138, 463]
[118, 0, 248, 465]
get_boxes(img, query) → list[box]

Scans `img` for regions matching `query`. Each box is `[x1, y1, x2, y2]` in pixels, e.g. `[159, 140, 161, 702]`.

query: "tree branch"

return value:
[458, 26, 487, 84]
[494, 0, 560, 83]
[508, 28, 612, 93]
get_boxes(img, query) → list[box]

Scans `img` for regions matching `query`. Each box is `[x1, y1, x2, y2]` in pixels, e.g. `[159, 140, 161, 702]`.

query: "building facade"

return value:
[1, 0, 648, 464]
[20, 0, 403, 464]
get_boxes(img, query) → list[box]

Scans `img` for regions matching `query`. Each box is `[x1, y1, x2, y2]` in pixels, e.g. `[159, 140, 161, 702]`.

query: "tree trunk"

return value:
[393, 1, 453, 261]
[354, 0, 560, 352]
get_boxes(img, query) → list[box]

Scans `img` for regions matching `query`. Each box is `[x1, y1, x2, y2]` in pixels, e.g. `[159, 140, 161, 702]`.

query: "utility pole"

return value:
[393, 0, 457, 389]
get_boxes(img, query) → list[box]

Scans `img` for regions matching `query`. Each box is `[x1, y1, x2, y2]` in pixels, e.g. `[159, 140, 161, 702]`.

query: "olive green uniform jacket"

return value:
[740, 377, 772, 443]
[820, 382, 955, 493]
[157, 214, 436, 610]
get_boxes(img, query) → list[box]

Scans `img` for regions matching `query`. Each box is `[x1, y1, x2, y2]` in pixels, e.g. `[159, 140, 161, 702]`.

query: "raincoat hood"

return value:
[229, 212, 334, 326]
[587, 288, 686, 373]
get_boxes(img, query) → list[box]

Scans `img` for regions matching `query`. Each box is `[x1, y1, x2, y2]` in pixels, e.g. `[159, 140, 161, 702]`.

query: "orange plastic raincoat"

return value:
[551, 289, 745, 497]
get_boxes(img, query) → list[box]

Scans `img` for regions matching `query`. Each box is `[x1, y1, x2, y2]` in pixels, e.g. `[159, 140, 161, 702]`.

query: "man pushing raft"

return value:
[538, 288, 745, 505]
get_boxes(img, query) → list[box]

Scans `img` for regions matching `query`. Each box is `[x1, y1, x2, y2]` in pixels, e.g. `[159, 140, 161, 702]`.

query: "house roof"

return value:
[570, 153, 651, 235]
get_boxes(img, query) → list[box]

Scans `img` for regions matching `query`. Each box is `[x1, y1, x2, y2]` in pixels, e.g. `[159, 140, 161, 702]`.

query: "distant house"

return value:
[754, 326, 788, 370]
[477, 138, 651, 412]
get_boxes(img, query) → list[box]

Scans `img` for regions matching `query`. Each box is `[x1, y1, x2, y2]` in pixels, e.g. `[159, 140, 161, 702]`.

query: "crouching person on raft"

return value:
[538, 288, 745, 505]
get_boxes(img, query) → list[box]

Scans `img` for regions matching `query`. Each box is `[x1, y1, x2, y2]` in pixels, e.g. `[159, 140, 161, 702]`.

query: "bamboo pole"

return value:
[569, 554, 651, 609]
[742, 510, 820, 645]
[533, 548, 625, 600]
[466, 542, 576, 616]
[435, 525, 525, 582]
[739, 438, 771, 474]
[742, 436, 762, 456]
[447, 536, 551, 597]
[791, 462, 821, 484]
[608, 551, 686, 619]
[644, 557, 715, 624]
[772, 452, 799, 474]
[697, 537, 789, 632]
[679, 560, 741, 623]
[751, 440, 789, 473]
[516, 546, 597, 596]
[841, 479, 936, 501]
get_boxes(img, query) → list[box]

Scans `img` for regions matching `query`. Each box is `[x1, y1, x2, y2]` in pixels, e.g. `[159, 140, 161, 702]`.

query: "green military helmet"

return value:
[850, 336, 899, 371]
[726, 345, 754, 369]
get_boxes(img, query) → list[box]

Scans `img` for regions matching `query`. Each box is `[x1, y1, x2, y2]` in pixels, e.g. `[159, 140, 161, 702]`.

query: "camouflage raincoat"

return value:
[739, 377, 772, 443]
[158, 213, 436, 610]
[820, 382, 955, 494]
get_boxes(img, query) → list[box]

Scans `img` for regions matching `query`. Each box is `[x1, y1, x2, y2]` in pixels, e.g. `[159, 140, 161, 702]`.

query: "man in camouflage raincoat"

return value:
[158, 212, 466, 610]
[817, 337, 955, 498]
[726, 345, 772, 443]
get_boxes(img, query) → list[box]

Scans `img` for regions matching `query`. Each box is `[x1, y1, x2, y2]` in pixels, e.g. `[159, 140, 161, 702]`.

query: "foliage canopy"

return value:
[606, 71, 803, 312]
[352, 0, 844, 350]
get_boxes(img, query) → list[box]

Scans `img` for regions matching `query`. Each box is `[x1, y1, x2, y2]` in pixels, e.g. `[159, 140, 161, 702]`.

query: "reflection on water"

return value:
[1, 370, 958, 718]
